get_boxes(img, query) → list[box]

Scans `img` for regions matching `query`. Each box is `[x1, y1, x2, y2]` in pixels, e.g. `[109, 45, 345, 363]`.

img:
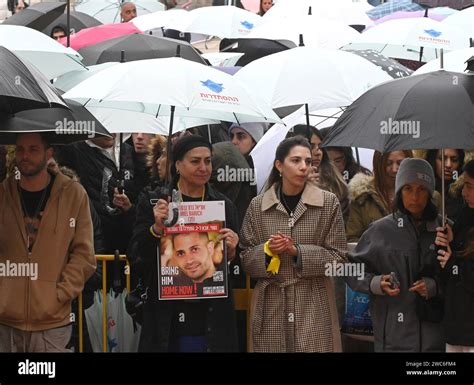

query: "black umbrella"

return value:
[78, 34, 207, 66]
[219, 38, 296, 67]
[0, 46, 67, 115]
[345, 49, 413, 79]
[3, 2, 67, 31]
[413, 0, 474, 9]
[43, 11, 102, 37]
[323, 70, 474, 222]
[0, 99, 112, 145]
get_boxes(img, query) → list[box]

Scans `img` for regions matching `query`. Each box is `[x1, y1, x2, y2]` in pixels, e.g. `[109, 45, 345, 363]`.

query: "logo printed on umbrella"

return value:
[240, 21, 254, 30]
[424, 29, 442, 38]
[201, 79, 225, 93]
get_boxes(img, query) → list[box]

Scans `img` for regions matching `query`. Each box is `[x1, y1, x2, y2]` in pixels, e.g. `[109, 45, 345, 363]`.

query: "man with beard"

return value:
[0, 133, 96, 352]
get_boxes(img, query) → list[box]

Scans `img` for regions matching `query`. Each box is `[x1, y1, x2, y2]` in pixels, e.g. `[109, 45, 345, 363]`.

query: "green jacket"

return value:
[345, 173, 388, 243]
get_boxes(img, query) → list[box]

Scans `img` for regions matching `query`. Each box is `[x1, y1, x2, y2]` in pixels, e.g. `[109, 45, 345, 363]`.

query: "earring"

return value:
[279, 173, 282, 177]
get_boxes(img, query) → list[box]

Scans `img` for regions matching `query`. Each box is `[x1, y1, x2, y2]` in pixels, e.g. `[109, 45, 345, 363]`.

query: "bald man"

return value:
[120, 2, 137, 22]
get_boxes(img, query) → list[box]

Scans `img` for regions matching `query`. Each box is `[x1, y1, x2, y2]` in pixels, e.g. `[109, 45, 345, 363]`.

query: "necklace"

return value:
[279, 189, 296, 228]
[177, 181, 205, 202]
[19, 177, 50, 235]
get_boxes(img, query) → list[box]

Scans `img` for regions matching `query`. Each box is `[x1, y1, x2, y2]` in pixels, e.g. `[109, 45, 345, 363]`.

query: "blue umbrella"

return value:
[367, 0, 424, 20]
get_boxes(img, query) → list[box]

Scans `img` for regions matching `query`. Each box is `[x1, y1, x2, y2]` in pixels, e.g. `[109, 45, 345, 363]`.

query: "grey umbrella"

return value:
[3, 2, 67, 31]
[43, 11, 102, 37]
[0, 99, 112, 145]
[0, 46, 67, 115]
[77, 33, 207, 66]
[323, 70, 474, 223]
[413, 0, 474, 9]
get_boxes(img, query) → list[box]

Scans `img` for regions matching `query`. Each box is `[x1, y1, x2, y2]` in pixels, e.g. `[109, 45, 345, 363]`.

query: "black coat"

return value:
[442, 206, 474, 346]
[129, 182, 239, 352]
[57, 141, 137, 253]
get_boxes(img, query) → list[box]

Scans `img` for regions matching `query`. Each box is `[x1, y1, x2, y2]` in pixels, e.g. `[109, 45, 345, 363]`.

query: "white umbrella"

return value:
[86, 106, 218, 135]
[0, 25, 85, 79]
[54, 62, 118, 92]
[184, 5, 262, 38]
[442, 7, 474, 45]
[246, 15, 360, 49]
[414, 47, 474, 74]
[63, 57, 281, 124]
[131, 9, 192, 32]
[263, 0, 373, 26]
[250, 106, 343, 193]
[234, 46, 392, 112]
[75, 0, 165, 24]
[344, 17, 468, 62]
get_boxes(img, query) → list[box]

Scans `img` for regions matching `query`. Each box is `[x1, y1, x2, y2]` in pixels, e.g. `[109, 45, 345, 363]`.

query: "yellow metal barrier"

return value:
[78, 255, 252, 352]
[78, 254, 130, 353]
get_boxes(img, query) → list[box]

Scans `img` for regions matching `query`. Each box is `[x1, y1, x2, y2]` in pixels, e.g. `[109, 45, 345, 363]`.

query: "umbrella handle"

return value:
[163, 188, 180, 227]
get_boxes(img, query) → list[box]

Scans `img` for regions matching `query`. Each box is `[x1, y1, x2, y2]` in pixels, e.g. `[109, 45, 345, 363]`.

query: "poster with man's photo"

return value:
[158, 201, 228, 300]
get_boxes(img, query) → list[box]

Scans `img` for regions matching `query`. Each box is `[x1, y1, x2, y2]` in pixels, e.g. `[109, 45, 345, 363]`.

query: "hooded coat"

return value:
[0, 172, 96, 331]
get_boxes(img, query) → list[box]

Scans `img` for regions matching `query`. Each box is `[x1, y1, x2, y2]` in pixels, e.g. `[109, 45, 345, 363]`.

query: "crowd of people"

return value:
[0, 0, 472, 355]
[0, 122, 473, 353]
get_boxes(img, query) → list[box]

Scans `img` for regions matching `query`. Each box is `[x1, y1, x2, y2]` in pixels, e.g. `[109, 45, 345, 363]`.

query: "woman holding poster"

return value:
[130, 135, 240, 352]
[240, 136, 348, 352]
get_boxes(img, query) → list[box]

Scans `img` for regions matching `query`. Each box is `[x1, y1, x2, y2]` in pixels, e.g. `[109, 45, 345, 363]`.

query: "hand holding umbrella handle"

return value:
[163, 189, 181, 227]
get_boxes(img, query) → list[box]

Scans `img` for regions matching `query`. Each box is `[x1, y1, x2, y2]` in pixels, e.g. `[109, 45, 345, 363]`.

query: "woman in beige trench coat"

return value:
[240, 136, 348, 352]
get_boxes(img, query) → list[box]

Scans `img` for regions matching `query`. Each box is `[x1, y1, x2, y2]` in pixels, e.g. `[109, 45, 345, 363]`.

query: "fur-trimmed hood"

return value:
[348, 172, 377, 202]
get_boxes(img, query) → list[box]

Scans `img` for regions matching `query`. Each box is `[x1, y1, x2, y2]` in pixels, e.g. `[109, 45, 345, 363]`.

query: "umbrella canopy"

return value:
[442, 6, 474, 41]
[414, 0, 474, 9]
[131, 9, 192, 32]
[219, 38, 296, 66]
[345, 17, 468, 62]
[322, 70, 474, 152]
[59, 22, 143, 51]
[263, 0, 374, 26]
[53, 62, 118, 93]
[415, 47, 474, 73]
[78, 33, 207, 65]
[0, 25, 85, 79]
[75, 0, 165, 24]
[246, 15, 361, 49]
[85, 106, 219, 135]
[184, 5, 262, 38]
[43, 11, 102, 37]
[0, 99, 112, 145]
[63, 56, 281, 124]
[346, 49, 413, 78]
[251, 106, 343, 193]
[367, 0, 425, 20]
[369, 9, 452, 27]
[2, 2, 67, 31]
[0, 46, 67, 115]
[234, 46, 392, 111]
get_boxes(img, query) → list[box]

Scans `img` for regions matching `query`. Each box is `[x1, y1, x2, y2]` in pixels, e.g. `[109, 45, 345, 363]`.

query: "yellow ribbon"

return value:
[264, 241, 280, 275]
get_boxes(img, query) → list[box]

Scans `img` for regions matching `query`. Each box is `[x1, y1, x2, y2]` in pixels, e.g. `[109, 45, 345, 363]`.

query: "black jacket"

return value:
[57, 141, 137, 253]
[129, 182, 239, 352]
[442, 206, 474, 346]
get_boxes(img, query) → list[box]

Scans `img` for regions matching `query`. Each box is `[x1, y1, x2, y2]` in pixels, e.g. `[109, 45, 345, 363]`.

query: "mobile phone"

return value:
[389, 272, 400, 290]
